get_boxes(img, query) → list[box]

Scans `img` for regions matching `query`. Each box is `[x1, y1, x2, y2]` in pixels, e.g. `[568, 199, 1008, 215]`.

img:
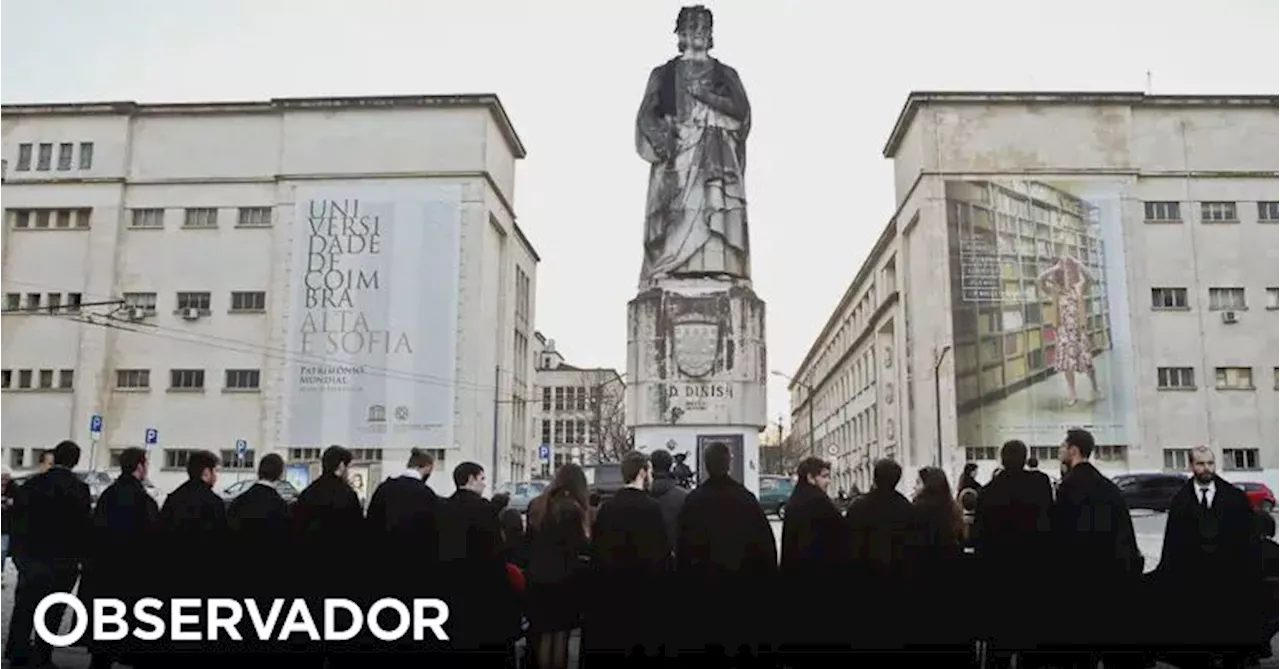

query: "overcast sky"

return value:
[4, 0, 1277, 429]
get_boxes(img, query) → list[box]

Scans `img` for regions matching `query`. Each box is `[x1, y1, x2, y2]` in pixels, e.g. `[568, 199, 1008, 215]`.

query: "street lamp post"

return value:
[933, 345, 952, 470]
[771, 370, 816, 458]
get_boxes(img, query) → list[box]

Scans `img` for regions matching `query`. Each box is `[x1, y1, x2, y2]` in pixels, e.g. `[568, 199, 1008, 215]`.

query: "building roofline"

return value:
[512, 220, 541, 263]
[789, 217, 898, 390]
[882, 91, 1279, 158]
[1, 94, 528, 159]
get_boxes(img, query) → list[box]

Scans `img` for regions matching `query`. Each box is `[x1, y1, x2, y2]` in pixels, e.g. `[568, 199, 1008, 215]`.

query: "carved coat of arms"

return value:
[670, 313, 721, 379]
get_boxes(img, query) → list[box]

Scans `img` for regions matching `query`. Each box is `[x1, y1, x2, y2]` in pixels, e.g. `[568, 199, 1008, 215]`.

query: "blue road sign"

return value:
[144, 428, 159, 448]
[89, 414, 103, 437]
[538, 444, 551, 461]
[235, 439, 248, 456]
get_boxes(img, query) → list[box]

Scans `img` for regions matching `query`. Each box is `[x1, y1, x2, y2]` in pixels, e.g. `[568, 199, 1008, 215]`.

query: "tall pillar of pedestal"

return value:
[626, 278, 767, 497]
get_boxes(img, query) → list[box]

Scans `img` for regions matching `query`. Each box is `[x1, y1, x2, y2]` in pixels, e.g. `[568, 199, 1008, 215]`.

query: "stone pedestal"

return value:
[626, 278, 767, 497]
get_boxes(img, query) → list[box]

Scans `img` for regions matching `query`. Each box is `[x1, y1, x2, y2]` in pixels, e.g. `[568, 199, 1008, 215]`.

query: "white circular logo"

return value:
[34, 593, 87, 648]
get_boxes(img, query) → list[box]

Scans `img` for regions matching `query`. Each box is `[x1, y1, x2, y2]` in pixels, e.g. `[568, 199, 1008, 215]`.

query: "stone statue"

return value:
[635, 5, 752, 287]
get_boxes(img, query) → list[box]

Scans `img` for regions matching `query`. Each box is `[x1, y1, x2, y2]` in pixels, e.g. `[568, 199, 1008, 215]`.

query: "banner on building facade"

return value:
[283, 183, 461, 449]
[944, 179, 1136, 468]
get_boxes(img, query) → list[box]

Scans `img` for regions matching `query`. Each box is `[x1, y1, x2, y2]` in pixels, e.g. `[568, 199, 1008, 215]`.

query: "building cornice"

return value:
[883, 91, 1279, 158]
[2, 94, 528, 160]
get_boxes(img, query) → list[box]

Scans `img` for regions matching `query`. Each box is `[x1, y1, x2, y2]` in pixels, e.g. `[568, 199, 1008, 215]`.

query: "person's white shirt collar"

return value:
[1194, 478, 1216, 506]
[253, 479, 276, 488]
[399, 469, 424, 481]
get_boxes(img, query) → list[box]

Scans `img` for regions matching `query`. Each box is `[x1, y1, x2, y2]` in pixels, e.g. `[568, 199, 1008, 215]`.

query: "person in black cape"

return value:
[674, 441, 777, 659]
[907, 466, 970, 658]
[584, 451, 671, 660]
[5, 441, 93, 669]
[647, 449, 689, 554]
[1152, 445, 1260, 668]
[843, 458, 916, 652]
[290, 446, 365, 667]
[971, 440, 1053, 659]
[439, 462, 516, 667]
[363, 448, 442, 665]
[225, 453, 290, 659]
[1047, 429, 1144, 669]
[152, 449, 227, 669]
[80, 447, 161, 669]
[778, 456, 849, 656]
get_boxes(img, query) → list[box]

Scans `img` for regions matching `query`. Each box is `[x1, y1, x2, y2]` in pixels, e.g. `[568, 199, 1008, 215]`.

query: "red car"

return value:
[1236, 482, 1276, 513]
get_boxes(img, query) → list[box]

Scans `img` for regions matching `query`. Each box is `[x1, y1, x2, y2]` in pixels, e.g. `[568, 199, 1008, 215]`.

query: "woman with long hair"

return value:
[911, 467, 970, 655]
[526, 464, 591, 669]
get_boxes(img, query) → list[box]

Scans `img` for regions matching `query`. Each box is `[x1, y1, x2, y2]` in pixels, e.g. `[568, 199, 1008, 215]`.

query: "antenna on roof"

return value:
[1145, 70, 1153, 94]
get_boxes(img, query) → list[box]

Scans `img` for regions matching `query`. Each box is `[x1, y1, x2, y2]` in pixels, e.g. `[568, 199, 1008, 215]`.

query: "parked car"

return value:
[1236, 482, 1276, 513]
[758, 475, 794, 518]
[582, 464, 624, 505]
[219, 479, 299, 506]
[1114, 473, 1186, 511]
[495, 480, 548, 514]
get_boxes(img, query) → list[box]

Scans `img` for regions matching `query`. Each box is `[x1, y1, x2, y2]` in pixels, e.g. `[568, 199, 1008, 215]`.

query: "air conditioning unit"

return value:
[182, 308, 201, 321]
[1221, 311, 1239, 324]
[127, 307, 148, 321]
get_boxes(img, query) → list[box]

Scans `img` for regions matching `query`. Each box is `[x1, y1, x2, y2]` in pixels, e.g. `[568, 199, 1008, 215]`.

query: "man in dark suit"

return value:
[1155, 445, 1260, 667]
[585, 450, 671, 658]
[1048, 428, 1144, 668]
[675, 442, 778, 658]
[81, 447, 161, 669]
[364, 448, 442, 663]
[291, 446, 364, 667]
[224, 453, 290, 657]
[780, 456, 848, 653]
[441, 462, 516, 665]
[5, 440, 92, 668]
[973, 440, 1053, 657]
[647, 449, 689, 552]
[844, 458, 917, 652]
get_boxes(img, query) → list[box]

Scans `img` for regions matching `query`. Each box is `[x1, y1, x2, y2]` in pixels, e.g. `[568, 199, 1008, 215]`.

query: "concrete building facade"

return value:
[531, 332, 627, 476]
[788, 92, 1279, 494]
[1, 95, 539, 494]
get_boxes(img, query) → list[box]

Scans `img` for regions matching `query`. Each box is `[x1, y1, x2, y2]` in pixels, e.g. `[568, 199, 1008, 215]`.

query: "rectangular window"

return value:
[16, 144, 31, 171]
[1150, 287, 1188, 309]
[115, 369, 151, 390]
[183, 208, 218, 228]
[1, 370, 10, 389]
[1267, 288, 1278, 310]
[229, 291, 266, 312]
[123, 292, 158, 316]
[46, 294, 61, 312]
[55, 210, 72, 229]
[34, 211, 49, 228]
[219, 449, 256, 470]
[164, 449, 197, 470]
[67, 293, 81, 312]
[176, 291, 212, 312]
[236, 207, 272, 227]
[72, 208, 91, 229]
[58, 369, 74, 389]
[1258, 201, 1279, 223]
[4, 293, 19, 310]
[36, 143, 52, 171]
[78, 143, 94, 170]
[1222, 448, 1260, 471]
[131, 208, 164, 229]
[554, 387, 565, 411]
[1162, 448, 1192, 471]
[1200, 201, 1238, 223]
[541, 419, 551, 445]
[1157, 366, 1196, 390]
[56, 143, 73, 171]
[1143, 201, 1181, 222]
[1208, 287, 1246, 311]
[964, 446, 998, 461]
[8, 448, 24, 469]
[17, 370, 32, 389]
[224, 369, 261, 390]
[169, 369, 206, 390]
[12, 210, 29, 228]
[25, 293, 41, 310]
[541, 386, 551, 411]
[1214, 367, 1253, 390]
[38, 369, 53, 389]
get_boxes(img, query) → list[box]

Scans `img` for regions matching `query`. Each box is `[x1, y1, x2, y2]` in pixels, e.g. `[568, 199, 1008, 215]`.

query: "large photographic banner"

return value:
[284, 183, 461, 449]
[945, 179, 1135, 462]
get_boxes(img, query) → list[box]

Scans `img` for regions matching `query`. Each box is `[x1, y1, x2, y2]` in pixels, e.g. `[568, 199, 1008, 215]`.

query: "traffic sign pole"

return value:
[88, 414, 104, 471]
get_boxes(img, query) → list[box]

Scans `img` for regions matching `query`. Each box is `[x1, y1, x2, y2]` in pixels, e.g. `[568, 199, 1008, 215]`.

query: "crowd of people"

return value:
[0, 429, 1275, 669]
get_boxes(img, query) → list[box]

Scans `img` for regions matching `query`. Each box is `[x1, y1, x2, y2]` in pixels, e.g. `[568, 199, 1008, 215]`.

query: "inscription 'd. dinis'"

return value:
[665, 383, 733, 399]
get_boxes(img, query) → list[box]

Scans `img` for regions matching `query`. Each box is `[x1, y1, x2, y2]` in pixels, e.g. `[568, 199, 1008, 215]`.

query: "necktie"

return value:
[1200, 487, 1210, 509]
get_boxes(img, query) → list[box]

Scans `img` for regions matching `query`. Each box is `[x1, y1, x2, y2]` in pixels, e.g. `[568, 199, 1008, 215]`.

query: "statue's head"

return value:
[675, 5, 714, 53]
